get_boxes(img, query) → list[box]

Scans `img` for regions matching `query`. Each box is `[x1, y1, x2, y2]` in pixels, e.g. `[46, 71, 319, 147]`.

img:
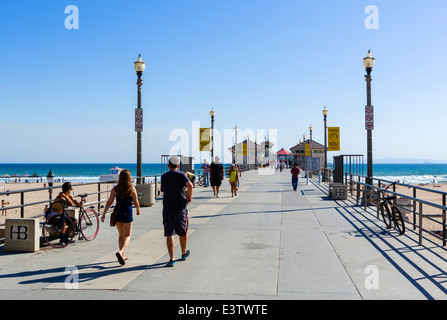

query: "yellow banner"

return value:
[242, 144, 248, 156]
[199, 128, 210, 151]
[305, 144, 310, 156]
[328, 127, 340, 151]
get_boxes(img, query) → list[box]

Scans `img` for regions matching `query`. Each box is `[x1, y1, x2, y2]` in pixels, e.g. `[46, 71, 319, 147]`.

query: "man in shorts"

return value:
[161, 156, 193, 267]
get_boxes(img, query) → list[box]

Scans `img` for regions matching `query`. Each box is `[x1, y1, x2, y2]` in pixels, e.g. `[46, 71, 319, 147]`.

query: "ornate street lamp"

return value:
[322, 106, 328, 182]
[210, 108, 215, 160]
[234, 125, 238, 163]
[134, 54, 145, 184]
[363, 50, 375, 188]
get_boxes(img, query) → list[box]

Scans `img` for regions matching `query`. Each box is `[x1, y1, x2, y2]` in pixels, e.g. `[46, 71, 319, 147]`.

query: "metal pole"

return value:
[365, 69, 373, 187]
[136, 71, 143, 185]
[211, 115, 215, 160]
[323, 114, 327, 182]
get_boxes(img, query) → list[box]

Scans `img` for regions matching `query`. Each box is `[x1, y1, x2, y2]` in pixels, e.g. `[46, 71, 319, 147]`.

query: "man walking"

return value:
[161, 156, 193, 267]
[290, 163, 300, 191]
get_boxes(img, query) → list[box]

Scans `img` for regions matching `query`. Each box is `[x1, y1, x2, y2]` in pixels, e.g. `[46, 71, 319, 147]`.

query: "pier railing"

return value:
[0, 164, 258, 241]
[341, 172, 447, 246]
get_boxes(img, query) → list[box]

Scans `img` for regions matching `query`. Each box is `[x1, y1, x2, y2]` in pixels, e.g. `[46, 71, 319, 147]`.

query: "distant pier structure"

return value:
[289, 139, 327, 169]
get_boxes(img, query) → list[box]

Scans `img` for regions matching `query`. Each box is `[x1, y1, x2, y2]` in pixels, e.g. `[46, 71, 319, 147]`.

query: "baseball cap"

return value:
[169, 156, 180, 166]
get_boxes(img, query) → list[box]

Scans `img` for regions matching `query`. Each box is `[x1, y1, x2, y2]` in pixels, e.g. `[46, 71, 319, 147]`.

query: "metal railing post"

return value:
[419, 202, 423, 246]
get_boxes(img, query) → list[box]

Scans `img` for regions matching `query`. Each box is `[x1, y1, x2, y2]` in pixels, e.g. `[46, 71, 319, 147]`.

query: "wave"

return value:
[374, 175, 447, 185]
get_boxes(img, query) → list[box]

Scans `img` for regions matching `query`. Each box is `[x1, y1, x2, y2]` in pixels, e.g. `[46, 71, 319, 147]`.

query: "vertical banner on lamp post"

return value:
[199, 128, 211, 151]
[328, 127, 340, 151]
[135, 108, 143, 132]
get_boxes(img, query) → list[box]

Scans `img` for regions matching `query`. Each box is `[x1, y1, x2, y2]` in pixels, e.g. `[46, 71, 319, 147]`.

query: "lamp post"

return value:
[322, 106, 328, 182]
[47, 169, 55, 199]
[234, 125, 238, 163]
[134, 54, 145, 185]
[363, 50, 375, 187]
[309, 125, 313, 158]
[210, 108, 215, 160]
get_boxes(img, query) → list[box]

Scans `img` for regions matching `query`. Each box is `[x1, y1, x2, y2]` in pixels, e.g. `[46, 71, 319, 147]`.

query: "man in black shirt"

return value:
[161, 156, 193, 267]
[209, 156, 224, 197]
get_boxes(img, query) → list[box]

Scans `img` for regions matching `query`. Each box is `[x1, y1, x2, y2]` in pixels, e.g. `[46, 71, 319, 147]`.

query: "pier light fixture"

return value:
[134, 54, 146, 73]
[46, 169, 54, 187]
[363, 50, 375, 73]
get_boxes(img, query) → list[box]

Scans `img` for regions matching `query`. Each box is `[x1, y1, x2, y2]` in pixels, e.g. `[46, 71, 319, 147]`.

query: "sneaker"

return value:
[166, 260, 175, 267]
[181, 250, 190, 261]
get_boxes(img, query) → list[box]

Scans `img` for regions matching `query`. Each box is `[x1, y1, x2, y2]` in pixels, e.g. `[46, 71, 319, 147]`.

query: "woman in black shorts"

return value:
[101, 169, 140, 265]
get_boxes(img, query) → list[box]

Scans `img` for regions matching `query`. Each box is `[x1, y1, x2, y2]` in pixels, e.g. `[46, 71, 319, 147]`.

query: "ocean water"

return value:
[370, 163, 447, 184]
[0, 163, 190, 183]
[1, 163, 447, 185]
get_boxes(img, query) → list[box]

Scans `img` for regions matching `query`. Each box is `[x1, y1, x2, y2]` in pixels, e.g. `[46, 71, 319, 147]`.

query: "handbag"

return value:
[110, 212, 117, 227]
[110, 194, 124, 227]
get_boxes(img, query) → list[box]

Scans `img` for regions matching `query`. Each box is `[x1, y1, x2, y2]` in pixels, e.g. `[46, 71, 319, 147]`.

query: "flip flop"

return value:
[116, 252, 125, 265]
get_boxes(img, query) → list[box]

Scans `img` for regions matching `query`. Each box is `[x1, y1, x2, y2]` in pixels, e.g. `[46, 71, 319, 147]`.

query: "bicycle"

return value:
[197, 174, 205, 187]
[379, 182, 405, 235]
[42, 194, 100, 248]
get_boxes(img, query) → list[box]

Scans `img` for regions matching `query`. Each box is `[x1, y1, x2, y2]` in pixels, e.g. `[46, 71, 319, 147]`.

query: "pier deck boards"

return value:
[1, 169, 447, 300]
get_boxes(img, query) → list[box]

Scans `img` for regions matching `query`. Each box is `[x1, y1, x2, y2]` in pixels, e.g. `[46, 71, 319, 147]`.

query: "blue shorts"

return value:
[162, 207, 188, 238]
[116, 210, 133, 223]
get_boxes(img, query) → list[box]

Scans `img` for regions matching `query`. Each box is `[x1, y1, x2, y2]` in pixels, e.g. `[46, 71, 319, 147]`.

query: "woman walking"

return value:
[101, 169, 140, 265]
[228, 164, 239, 197]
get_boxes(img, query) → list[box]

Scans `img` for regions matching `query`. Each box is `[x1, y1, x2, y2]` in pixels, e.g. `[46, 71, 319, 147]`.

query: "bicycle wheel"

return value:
[42, 214, 75, 248]
[197, 176, 204, 187]
[393, 206, 406, 235]
[380, 202, 392, 229]
[80, 208, 99, 241]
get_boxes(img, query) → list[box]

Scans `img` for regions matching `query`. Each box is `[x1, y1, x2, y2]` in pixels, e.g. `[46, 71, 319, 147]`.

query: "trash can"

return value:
[136, 183, 155, 207]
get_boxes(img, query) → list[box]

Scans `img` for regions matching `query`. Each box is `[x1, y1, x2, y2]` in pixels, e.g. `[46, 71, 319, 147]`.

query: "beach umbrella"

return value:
[30, 173, 40, 177]
[21, 173, 29, 177]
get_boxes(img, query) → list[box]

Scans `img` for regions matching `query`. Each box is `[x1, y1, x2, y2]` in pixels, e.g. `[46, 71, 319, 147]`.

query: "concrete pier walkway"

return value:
[1, 168, 447, 300]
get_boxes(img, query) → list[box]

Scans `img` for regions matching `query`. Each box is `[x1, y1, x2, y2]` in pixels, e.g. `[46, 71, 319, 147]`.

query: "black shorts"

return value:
[210, 178, 222, 187]
[162, 207, 188, 238]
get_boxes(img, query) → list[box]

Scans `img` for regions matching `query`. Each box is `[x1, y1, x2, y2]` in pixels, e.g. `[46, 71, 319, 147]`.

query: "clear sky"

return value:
[1, 0, 446, 163]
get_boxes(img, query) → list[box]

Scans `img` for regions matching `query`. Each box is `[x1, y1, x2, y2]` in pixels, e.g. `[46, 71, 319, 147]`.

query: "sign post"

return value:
[365, 105, 374, 130]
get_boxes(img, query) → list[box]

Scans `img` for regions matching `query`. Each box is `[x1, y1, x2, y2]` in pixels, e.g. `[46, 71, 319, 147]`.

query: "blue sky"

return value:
[1, 0, 447, 163]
